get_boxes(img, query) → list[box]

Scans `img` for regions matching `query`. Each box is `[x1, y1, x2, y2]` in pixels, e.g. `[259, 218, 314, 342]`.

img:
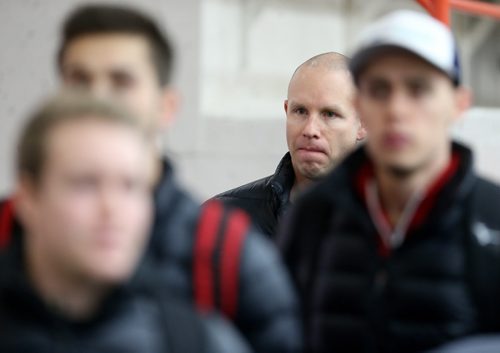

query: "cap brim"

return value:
[350, 44, 459, 86]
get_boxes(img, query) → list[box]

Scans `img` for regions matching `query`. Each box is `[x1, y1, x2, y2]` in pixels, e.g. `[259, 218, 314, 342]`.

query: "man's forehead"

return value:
[47, 118, 136, 145]
[292, 65, 350, 82]
[45, 120, 146, 166]
[360, 52, 445, 83]
[62, 33, 152, 66]
[289, 67, 353, 93]
[288, 71, 354, 104]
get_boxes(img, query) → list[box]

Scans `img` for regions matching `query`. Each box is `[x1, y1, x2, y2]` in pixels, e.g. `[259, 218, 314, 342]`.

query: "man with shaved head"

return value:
[213, 52, 366, 238]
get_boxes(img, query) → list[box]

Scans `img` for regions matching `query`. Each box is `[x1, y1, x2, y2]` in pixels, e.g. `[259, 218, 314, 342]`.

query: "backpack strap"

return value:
[219, 206, 249, 319]
[194, 200, 224, 313]
[0, 199, 13, 249]
[194, 200, 250, 319]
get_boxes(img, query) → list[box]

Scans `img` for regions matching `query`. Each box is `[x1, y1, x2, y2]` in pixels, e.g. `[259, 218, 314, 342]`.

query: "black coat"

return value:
[0, 230, 252, 353]
[280, 142, 500, 353]
[214, 153, 295, 238]
[0, 159, 302, 353]
[113, 159, 302, 353]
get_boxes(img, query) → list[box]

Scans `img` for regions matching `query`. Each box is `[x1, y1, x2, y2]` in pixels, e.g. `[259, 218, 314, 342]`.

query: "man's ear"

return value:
[158, 87, 180, 130]
[284, 99, 289, 115]
[356, 118, 367, 142]
[13, 174, 38, 227]
[353, 93, 367, 142]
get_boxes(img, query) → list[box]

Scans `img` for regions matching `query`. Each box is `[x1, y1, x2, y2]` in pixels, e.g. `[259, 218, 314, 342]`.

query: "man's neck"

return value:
[151, 143, 164, 188]
[374, 154, 450, 226]
[25, 240, 109, 321]
[290, 174, 314, 203]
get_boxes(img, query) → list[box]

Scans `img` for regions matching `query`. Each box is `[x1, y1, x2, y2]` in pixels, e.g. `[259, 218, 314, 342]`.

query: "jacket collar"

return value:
[0, 229, 131, 327]
[340, 141, 477, 251]
[153, 158, 177, 213]
[267, 152, 295, 211]
[348, 141, 475, 202]
[152, 157, 194, 227]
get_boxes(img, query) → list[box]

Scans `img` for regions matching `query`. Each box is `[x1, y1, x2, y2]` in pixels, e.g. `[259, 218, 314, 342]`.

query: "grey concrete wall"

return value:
[0, 0, 287, 202]
[471, 24, 500, 107]
[0, 0, 291, 202]
[453, 108, 500, 183]
[0, 0, 499, 204]
[0, 0, 202, 198]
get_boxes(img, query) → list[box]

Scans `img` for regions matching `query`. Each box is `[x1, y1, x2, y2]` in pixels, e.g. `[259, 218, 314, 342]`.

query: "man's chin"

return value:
[299, 165, 328, 181]
[380, 159, 419, 179]
[86, 260, 137, 285]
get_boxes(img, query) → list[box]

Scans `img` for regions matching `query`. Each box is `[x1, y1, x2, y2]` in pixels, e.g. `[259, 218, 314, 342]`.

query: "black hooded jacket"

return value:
[214, 153, 295, 238]
[0, 227, 254, 353]
[135, 159, 302, 353]
[0, 159, 302, 353]
[280, 142, 500, 353]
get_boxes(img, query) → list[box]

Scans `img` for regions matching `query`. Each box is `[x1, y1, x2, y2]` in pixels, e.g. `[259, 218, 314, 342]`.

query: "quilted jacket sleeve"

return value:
[235, 227, 303, 353]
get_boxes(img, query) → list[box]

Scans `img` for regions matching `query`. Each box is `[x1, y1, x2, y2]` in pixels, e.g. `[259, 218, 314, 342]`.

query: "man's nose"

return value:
[302, 114, 321, 138]
[386, 90, 411, 121]
[98, 186, 120, 219]
[88, 80, 112, 99]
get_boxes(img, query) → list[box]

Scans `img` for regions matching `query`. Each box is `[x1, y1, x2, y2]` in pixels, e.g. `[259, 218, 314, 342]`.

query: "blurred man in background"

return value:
[0, 4, 301, 353]
[0, 93, 251, 353]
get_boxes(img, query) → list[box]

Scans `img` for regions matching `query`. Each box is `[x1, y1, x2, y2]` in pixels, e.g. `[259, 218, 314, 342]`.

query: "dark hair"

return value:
[18, 92, 146, 183]
[57, 4, 174, 87]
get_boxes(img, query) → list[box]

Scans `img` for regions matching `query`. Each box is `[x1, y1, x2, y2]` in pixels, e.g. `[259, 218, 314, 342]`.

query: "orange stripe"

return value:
[435, 0, 450, 26]
[416, 0, 434, 15]
[451, 0, 500, 20]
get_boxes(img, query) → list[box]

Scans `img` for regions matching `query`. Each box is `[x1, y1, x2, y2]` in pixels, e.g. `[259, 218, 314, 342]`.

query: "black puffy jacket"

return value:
[0, 230, 252, 353]
[280, 142, 500, 353]
[0, 161, 302, 353]
[214, 153, 295, 238]
[0, 159, 302, 353]
[136, 160, 302, 353]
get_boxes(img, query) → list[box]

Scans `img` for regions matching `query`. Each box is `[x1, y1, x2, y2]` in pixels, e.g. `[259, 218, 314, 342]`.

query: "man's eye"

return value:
[65, 71, 91, 88]
[294, 107, 307, 115]
[112, 74, 135, 91]
[409, 82, 430, 97]
[69, 176, 98, 190]
[123, 178, 142, 192]
[324, 111, 340, 119]
[368, 84, 390, 100]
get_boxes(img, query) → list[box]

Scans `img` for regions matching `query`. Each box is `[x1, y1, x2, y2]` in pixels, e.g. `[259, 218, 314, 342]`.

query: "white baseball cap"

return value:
[350, 10, 461, 86]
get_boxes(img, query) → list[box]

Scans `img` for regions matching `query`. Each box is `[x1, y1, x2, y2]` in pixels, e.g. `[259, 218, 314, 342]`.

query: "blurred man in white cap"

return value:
[280, 9, 500, 353]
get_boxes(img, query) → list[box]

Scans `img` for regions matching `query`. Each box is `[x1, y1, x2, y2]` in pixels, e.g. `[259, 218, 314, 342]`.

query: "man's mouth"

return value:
[298, 146, 325, 154]
[383, 133, 410, 149]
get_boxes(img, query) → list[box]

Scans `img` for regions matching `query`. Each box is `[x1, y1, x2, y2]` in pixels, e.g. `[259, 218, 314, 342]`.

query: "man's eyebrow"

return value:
[363, 75, 389, 84]
[321, 105, 343, 112]
[61, 62, 96, 78]
[288, 101, 306, 108]
[61, 62, 83, 72]
[405, 76, 431, 86]
[321, 105, 346, 116]
[109, 68, 135, 77]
